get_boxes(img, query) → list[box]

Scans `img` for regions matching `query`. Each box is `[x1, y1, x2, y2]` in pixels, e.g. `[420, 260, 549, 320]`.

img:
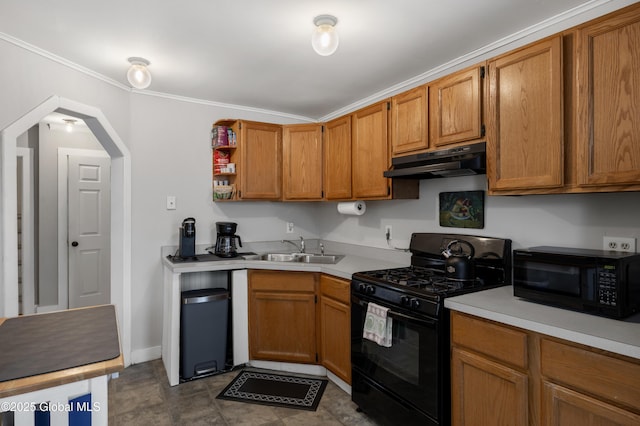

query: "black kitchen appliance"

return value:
[214, 221, 243, 258]
[178, 217, 196, 259]
[513, 246, 640, 319]
[383, 142, 486, 179]
[351, 233, 511, 426]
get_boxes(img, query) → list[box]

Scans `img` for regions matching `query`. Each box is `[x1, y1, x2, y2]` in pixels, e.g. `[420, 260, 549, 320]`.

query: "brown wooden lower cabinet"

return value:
[248, 271, 351, 384]
[248, 270, 318, 363]
[543, 381, 640, 426]
[451, 311, 640, 426]
[451, 347, 528, 425]
[318, 274, 351, 384]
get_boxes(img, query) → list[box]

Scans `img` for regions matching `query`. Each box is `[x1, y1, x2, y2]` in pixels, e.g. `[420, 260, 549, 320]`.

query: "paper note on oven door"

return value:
[363, 302, 393, 347]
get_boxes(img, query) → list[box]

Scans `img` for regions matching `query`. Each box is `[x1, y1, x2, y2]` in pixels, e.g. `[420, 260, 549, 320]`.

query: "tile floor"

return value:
[108, 360, 380, 425]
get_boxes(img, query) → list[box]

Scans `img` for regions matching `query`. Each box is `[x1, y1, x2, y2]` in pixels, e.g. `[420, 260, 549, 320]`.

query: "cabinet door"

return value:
[488, 36, 564, 191]
[543, 382, 640, 426]
[430, 65, 483, 147]
[319, 275, 350, 384]
[391, 85, 429, 155]
[324, 116, 352, 200]
[451, 347, 529, 426]
[283, 124, 323, 200]
[576, 6, 640, 187]
[352, 100, 391, 199]
[240, 121, 282, 199]
[248, 271, 317, 364]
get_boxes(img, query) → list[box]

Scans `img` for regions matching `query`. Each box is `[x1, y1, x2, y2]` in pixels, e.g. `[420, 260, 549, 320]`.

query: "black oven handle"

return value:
[353, 298, 438, 328]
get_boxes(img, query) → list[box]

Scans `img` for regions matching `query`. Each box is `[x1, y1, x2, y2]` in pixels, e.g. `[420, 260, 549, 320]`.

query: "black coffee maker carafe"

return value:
[214, 222, 242, 257]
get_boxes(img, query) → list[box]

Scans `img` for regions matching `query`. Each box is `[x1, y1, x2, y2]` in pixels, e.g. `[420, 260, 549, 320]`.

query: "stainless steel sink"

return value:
[299, 253, 344, 264]
[257, 253, 302, 262]
[254, 252, 344, 264]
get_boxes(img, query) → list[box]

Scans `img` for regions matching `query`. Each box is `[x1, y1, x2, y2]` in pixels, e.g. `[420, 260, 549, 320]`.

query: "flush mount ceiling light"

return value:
[62, 118, 77, 132]
[126, 57, 152, 89]
[311, 15, 339, 56]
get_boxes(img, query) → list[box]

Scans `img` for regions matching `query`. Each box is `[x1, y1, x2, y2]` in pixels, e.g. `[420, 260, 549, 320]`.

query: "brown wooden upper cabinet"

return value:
[430, 64, 484, 148]
[487, 36, 564, 193]
[282, 123, 323, 200]
[324, 116, 353, 200]
[391, 85, 429, 156]
[352, 100, 392, 199]
[576, 5, 640, 188]
[239, 121, 282, 200]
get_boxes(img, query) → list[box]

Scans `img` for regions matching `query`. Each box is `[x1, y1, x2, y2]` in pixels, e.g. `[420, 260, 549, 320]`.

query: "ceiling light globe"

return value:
[312, 15, 339, 56]
[126, 57, 152, 89]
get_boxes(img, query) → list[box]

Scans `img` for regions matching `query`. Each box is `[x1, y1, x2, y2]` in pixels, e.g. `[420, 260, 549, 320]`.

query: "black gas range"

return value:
[351, 233, 511, 426]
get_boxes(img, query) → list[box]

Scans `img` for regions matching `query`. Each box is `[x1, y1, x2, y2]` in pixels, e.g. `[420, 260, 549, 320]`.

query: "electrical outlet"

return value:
[603, 236, 636, 253]
[385, 225, 392, 241]
[286, 222, 295, 233]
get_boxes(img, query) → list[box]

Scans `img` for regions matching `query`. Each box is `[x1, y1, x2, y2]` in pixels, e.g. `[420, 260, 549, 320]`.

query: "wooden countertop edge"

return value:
[0, 354, 124, 399]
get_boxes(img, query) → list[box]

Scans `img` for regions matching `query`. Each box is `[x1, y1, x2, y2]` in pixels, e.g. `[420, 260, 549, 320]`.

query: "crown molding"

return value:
[132, 89, 316, 123]
[318, 0, 619, 122]
[0, 31, 315, 123]
[0, 0, 628, 124]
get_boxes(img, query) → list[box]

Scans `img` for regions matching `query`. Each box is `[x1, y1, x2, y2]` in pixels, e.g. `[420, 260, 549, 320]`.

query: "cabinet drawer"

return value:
[248, 270, 317, 292]
[451, 312, 528, 369]
[541, 338, 640, 412]
[320, 274, 350, 304]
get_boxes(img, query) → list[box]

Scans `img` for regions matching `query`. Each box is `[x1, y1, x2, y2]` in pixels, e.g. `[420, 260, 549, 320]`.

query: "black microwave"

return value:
[513, 246, 640, 319]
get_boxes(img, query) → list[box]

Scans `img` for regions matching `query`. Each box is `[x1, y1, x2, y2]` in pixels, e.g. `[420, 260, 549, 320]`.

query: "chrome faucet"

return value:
[282, 236, 305, 253]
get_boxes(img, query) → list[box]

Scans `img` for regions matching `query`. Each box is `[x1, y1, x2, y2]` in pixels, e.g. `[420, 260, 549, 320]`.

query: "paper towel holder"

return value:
[337, 201, 366, 216]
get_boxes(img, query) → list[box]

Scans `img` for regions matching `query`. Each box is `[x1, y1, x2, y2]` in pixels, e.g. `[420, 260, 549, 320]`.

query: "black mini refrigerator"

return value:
[180, 288, 229, 380]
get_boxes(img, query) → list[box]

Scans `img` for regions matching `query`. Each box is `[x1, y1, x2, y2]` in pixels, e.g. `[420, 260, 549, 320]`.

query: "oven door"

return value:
[351, 291, 441, 423]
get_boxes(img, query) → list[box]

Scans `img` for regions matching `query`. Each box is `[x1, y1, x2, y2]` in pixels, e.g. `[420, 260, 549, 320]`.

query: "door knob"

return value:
[71, 241, 79, 247]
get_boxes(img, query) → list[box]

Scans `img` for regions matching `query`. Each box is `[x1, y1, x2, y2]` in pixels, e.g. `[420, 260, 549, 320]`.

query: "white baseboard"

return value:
[131, 346, 161, 364]
[326, 370, 351, 395]
[248, 360, 327, 377]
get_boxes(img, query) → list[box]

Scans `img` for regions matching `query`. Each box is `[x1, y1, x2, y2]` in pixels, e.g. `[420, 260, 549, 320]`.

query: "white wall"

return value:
[0, 40, 130, 138]
[318, 175, 640, 252]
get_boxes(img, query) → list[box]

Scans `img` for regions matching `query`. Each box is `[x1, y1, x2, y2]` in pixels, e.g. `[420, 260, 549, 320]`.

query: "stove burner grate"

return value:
[357, 266, 483, 295]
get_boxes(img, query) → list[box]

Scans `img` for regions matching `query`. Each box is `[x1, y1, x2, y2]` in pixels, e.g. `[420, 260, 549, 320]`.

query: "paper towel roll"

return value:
[337, 201, 366, 216]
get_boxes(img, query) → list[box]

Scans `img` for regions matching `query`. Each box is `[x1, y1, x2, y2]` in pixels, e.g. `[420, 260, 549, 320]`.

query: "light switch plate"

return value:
[166, 196, 176, 210]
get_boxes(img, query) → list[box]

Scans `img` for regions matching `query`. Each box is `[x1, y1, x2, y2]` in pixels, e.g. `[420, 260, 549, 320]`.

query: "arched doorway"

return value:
[0, 95, 131, 366]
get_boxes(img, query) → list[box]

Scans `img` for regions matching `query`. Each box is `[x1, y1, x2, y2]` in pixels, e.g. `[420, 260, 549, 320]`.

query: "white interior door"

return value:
[67, 154, 111, 308]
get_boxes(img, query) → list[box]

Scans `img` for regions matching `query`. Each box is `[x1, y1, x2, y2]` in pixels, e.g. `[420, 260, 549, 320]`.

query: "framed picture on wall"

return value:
[439, 191, 484, 229]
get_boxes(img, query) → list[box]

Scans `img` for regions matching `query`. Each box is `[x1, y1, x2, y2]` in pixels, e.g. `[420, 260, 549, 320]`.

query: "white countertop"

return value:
[161, 239, 411, 281]
[445, 285, 640, 360]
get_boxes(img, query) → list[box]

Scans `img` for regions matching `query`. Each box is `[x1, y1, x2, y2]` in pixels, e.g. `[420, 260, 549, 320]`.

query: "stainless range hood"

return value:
[384, 142, 486, 179]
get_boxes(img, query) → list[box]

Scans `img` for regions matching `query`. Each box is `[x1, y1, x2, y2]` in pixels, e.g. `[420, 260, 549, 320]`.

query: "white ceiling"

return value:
[0, 0, 609, 120]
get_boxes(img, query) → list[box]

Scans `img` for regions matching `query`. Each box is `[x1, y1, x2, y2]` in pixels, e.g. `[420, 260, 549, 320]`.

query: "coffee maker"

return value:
[214, 222, 242, 257]
[178, 217, 196, 259]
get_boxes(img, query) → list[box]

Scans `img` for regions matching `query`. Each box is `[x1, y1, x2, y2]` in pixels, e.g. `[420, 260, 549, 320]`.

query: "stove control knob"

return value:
[410, 298, 421, 309]
[365, 285, 375, 295]
[358, 283, 367, 293]
[400, 296, 410, 306]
